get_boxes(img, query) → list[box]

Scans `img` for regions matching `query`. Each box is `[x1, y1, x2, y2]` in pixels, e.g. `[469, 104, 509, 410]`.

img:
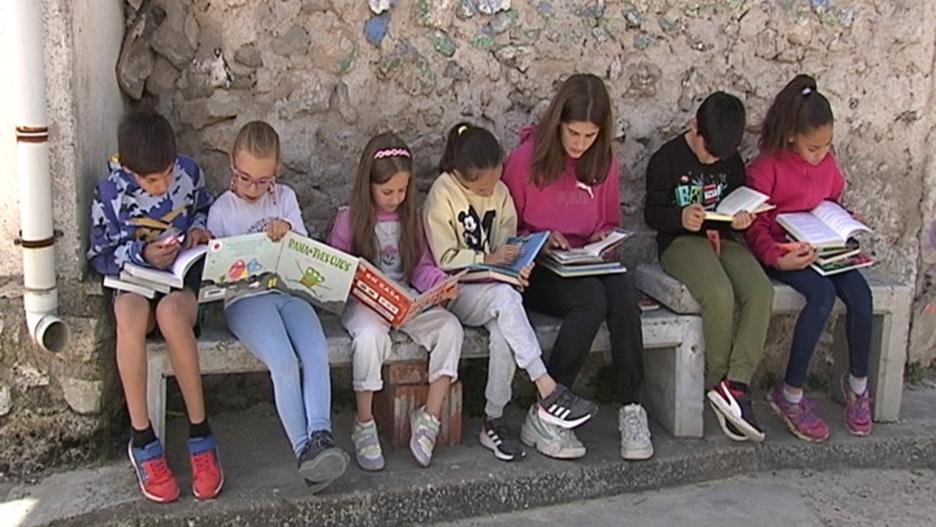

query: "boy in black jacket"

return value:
[644, 92, 772, 442]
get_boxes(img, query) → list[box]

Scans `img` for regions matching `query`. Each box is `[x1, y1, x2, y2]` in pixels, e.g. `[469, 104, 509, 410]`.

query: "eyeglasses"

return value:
[231, 164, 275, 188]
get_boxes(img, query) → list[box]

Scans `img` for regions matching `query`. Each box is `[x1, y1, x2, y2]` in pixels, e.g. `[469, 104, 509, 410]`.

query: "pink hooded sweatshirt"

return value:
[745, 150, 846, 267]
[502, 126, 621, 248]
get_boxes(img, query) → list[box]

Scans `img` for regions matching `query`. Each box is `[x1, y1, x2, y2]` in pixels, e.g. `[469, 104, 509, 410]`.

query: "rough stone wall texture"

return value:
[118, 0, 935, 365]
[0, 0, 124, 477]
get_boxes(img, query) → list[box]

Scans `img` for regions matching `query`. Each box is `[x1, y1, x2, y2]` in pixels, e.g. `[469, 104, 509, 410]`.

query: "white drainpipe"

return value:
[12, 0, 69, 353]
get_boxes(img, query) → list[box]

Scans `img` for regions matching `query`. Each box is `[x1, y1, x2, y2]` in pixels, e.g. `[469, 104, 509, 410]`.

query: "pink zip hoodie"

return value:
[745, 150, 846, 267]
[502, 126, 620, 248]
[328, 207, 448, 293]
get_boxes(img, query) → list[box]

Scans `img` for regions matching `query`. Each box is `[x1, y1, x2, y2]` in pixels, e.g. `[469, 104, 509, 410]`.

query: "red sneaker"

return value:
[128, 439, 180, 504]
[188, 435, 224, 500]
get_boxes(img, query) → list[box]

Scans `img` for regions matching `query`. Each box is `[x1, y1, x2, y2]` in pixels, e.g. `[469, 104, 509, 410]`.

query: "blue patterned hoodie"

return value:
[87, 155, 214, 276]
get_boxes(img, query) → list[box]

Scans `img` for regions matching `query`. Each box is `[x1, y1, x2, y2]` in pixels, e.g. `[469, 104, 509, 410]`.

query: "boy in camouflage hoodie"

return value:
[87, 110, 222, 503]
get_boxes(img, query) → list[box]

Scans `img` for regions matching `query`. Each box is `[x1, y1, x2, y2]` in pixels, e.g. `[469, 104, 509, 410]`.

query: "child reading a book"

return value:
[86, 110, 221, 503]
[206, 121, 348, 493]
[423, 123, 597, 462]
[328, 132, 463, 469]
[746, 74, 874, 442]
[502, 74, 650, 461]
[644, 92, 773, 442]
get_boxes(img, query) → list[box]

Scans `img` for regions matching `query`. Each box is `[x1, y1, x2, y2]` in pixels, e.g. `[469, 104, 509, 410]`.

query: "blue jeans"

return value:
[225, 293, 331, 456]
[767, 268, 872, 388]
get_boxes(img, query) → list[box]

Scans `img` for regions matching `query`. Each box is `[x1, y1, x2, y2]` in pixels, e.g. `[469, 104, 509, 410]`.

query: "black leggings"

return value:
[523, 267, 645, 404]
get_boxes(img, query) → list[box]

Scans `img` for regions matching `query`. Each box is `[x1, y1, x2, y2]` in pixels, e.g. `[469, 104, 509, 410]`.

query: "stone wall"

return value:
[120, 0, 935, 364]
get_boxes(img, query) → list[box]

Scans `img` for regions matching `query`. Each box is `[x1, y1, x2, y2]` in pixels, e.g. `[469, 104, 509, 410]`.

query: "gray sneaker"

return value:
[351, 419, 385, 472]
[520, 404, 586, 459]
[409, 406, 440, 467]
[619, 404, 653, 460]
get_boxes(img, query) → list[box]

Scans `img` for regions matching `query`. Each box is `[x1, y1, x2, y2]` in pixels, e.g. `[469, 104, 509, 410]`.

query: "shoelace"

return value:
[191, 451, 218, 476]
[623, 412, 649, 441]
[143, 457, 173, 483]
[309, 431, 334, 450]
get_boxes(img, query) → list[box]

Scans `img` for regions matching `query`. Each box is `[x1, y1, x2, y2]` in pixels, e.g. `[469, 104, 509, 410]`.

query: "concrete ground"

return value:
[442, 468, 936, 527]
[2, 381, 936, 527]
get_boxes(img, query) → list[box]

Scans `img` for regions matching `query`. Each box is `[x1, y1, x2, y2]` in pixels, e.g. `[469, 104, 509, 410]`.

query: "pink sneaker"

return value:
[766, 386, 830, 443]
[841, 375, 872, 436]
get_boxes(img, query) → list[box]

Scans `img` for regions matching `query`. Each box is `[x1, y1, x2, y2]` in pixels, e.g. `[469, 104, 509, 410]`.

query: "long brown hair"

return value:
[758, 74, 834, 153]
[531, 73, 613, 187]
[349, 132, 420, 281]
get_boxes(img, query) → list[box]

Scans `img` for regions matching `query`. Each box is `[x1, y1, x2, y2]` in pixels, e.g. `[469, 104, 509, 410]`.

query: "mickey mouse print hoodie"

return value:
[423, 171, 518, 269]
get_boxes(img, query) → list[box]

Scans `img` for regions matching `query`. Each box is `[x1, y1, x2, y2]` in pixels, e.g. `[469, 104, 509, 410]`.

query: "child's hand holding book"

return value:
[264, 219, 291, 242]
[730, 210, 756, 231]
[485, 243, 521, 266]
[682, 204, 706, 232]
[144, 239, 181, 270]
[775, 241, 817, 271]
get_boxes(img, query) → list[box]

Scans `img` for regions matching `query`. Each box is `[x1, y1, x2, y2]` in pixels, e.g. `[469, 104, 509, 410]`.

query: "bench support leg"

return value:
[641, 316, 705, 438]
[373, 361, 463, 448]
[831, 308, 909, 422]
[146, 354, 168, 442]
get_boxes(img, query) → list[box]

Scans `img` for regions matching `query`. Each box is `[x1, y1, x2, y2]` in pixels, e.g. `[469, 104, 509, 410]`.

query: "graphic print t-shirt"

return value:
[644, 133, 745, 255]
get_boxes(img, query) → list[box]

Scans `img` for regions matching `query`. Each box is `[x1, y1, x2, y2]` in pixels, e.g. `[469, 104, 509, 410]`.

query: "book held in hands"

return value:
[198, 232, 358, 315]
[703, 186, 775, 222]
[455, 231, 550, 287]
[776, 203, 876, 276]
[103, 245, 208, 298]
[541, 229, 631, 277]
[351, 260, 463, 329]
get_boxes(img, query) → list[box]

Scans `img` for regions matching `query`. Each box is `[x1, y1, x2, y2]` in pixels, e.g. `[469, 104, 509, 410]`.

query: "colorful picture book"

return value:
[351, 259, 463, 329]
[198, 232, 358, 315]
[811, 252, 875, 276]
[703, 186, 775, 222]
[104, 245, 208, 298]
[456, 232, 550, 287]
[546, 229, 633, 266]
[776, 201, 872, 250]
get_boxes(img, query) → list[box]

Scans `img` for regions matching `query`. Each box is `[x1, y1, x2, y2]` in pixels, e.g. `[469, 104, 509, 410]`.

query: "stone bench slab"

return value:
[147, 308, 705, 442]
[634, 263, 913, 423]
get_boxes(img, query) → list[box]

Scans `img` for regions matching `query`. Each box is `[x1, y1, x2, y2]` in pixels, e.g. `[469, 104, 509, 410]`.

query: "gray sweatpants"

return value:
[447, 283, 548, 418]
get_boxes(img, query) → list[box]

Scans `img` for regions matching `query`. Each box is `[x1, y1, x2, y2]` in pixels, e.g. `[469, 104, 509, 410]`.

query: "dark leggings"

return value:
[523, 267, 644, 404]
[766, 268, 872, 388]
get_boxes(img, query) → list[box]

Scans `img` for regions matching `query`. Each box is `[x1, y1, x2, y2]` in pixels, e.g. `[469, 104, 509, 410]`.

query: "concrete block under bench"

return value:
[634, 263, 913, 422]
[146, 308, 706, 443]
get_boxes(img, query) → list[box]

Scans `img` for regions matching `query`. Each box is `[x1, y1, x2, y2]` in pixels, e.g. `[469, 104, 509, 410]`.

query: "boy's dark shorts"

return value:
[107, 260, 205, 337]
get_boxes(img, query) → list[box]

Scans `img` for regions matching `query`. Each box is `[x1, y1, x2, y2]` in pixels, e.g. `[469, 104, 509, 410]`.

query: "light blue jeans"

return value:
[225, 292, 331, 456]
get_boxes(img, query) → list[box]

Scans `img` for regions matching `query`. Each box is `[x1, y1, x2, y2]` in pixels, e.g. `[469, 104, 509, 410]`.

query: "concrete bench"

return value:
[146, 308, 705, 443]
[634, 263, 913, 422]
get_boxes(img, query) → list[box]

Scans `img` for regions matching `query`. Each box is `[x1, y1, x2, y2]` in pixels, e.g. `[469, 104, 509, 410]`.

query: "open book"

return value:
[351, 259, 463, 329]
[105, 245, 208, 297]
[198, 232, 358, 315]
[547, 229, 633, 265]
[456, 232, 550, 287]
[777, 201, 871, 249]
[703, 186, 775, 222]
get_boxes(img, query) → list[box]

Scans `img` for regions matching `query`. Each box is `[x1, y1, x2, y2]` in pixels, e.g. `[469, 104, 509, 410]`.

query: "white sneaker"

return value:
[520, 404, 586, 459]
[619, 404, 653, 460]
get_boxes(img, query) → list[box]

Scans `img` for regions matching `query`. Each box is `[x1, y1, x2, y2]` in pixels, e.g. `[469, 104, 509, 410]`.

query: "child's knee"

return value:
[155, 292, 195, 323]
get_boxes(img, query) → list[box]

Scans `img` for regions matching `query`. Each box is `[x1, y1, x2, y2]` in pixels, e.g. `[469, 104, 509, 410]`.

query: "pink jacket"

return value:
[745, 150, 846, 267]
[328, 207, 449, 293]
[502, 126, 620, 248]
